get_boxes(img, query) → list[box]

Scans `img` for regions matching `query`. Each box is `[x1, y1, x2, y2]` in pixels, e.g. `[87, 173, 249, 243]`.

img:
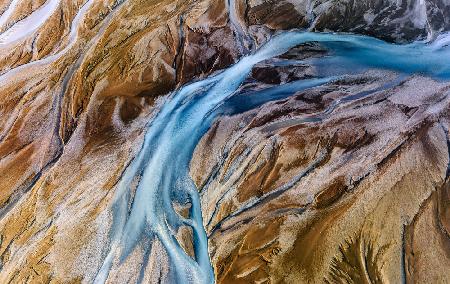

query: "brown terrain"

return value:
[191, 70, 450, 283]
[0, 0, 449, 283]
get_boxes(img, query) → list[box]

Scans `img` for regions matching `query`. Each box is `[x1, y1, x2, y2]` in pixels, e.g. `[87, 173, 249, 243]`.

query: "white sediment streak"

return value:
[227, 0, 252, 52]
[0, 0, 20, 30]
[306, 0, 314, 24]
[0, 0, 101, 143]
[0, 0, 60, 46]
[228, 0, 245, 35]
[0, 0, 97, 86]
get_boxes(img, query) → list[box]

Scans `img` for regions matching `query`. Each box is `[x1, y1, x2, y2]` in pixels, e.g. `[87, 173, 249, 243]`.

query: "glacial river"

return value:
[1, 0, 448, 282]
[94, 30, 450, 283]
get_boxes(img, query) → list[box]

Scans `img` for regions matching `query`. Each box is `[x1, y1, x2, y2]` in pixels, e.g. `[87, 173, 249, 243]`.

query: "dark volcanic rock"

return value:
[244, 0, 450, 42]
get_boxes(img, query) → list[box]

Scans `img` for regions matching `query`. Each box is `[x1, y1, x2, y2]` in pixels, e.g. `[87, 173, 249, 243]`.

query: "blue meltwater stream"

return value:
[95, 31, 450, 283]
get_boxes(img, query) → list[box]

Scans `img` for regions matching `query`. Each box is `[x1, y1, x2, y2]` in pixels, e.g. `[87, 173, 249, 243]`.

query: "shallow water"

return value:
[96, 31, 450, 283]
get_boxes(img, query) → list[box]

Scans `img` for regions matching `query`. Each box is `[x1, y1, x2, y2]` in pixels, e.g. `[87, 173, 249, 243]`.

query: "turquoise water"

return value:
[95, 31, 450, 283]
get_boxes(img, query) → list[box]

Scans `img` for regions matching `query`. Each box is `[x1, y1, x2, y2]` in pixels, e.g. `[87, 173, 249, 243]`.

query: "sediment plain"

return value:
[0, 0, 449, 283]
